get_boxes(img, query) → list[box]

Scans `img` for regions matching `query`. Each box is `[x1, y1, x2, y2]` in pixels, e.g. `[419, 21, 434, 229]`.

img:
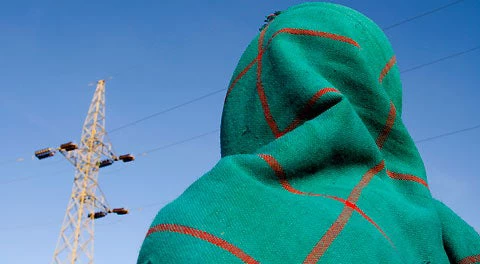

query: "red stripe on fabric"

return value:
[303, 206, 355, 263]
[344, 200, 356, 209]
[228, 28, 357, 138]
[350, 203, 394, 246]
[257, 28, 357, 138]
[387, 170, 429, 188]
[459, 255, 480, 264]
[348, 161, 385, 202]
[379, 55, 397, 83]
[147, 224, 259, 264]
[225, 57, 258, 100]
[256, 27, 281, 137]
[280, 178, 310, 195]
[324, 195, 392, 245]
[258, 154, 284, 178]
[279, 88, 340, 137]
[268, 28, 360, 48]
[376, 102, 396, 149]
[304, 161, 386, 262]
[258, 154, 309, 195]
[259, 154, 393, 252]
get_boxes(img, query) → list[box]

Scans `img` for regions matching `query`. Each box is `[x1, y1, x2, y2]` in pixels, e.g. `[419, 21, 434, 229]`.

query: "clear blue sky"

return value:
[0, 0, 479, 263]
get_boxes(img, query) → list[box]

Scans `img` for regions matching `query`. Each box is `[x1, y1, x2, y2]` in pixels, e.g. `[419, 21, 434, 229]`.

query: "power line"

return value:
[138, 123, 480, 154]
[2, 0, 473, 169]
[4, 44, 479, 170]
[134, 122, 480, 160]
[382, 0, 466, 31]
[0, 157, 25, 166]
[4, 2, 478, 180]
[100, 123, 480, 183]
[5, 121, 478, 186]
[2, 124, 479, 230]
[1, 130, 219, 185]
[0, 167, 71, 186]
[140, 129, 219, 155]
[108, 89, 226, 134]
[86, 130, 219, 177]
[415, 124, 480, 144]
[3, 1, 478, 236]
[107, 45, 479, 135]
[0, 153, 65, 169]
[97, 0, 466, 84]
[4, 44, 479, 168]
[104, 1, 472, 135]
[137, 122, 479, 155]
[401, 45, 480, 73]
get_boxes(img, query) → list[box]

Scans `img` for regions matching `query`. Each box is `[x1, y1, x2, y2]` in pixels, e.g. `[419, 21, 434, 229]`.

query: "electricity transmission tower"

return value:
[35, 80, 134, 264]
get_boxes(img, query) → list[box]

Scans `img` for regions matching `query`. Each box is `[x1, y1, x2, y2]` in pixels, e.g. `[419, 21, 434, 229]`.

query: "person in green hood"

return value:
[138, 2, 480, 263]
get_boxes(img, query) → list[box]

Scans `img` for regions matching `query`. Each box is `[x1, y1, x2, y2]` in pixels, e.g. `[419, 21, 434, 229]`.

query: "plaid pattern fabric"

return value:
[138, 2, 480, 263]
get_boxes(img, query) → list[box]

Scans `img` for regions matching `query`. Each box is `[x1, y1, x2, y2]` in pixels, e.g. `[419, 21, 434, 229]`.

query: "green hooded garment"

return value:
[138, 2, 480, 263]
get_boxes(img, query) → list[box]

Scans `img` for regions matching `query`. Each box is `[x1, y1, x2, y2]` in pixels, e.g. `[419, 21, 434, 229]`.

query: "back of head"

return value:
[222, 2, 404, 156]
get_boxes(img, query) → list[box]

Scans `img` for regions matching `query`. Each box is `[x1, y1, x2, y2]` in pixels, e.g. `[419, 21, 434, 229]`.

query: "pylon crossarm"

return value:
[95, 141, 117, 161]
[58, 150, 78, 167]
[85, 194, 110, 213]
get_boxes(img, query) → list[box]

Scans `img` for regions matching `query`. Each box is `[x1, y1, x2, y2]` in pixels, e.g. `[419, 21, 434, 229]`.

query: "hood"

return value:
[138, 4, 480, 263]
[220, 2, 427, 189]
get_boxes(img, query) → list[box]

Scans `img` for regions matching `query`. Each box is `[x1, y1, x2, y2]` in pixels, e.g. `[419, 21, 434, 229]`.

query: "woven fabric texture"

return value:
[138, 2, 480, 263]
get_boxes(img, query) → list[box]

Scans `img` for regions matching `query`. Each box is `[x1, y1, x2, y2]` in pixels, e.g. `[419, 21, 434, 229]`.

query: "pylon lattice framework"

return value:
[39, 80, 134, 264]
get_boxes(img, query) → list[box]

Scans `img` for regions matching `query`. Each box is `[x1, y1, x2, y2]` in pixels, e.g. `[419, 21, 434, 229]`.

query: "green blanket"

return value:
[138, 2, 480, 263]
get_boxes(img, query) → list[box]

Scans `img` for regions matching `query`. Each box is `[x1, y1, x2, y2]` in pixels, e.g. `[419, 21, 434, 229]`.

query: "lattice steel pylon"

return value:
[35, 80, 134, 264]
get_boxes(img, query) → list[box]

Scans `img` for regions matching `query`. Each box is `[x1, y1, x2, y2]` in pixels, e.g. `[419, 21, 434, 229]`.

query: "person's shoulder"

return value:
[157, 154, 260, 216]
[138, 154, 261, 264]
